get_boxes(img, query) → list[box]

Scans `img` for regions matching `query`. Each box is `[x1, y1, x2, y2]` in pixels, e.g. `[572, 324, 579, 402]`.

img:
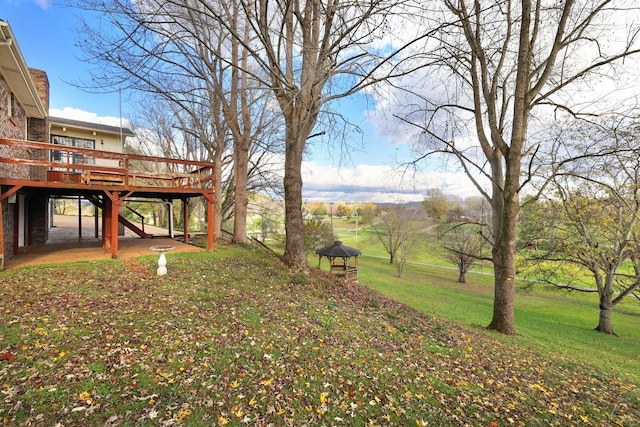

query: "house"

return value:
[49, 116, 135, 169]
[47, 117, 135, 235]
[0, 20, 215, 269]
[0, 20, 50, 267]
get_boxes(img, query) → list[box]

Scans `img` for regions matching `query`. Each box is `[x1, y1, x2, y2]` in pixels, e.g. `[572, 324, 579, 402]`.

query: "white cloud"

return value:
[49, 107, 132, 128]
[300, 160, 483, 204]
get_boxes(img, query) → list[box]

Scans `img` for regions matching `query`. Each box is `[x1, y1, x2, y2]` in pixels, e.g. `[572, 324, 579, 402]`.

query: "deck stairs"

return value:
[86, 195, 151, 238]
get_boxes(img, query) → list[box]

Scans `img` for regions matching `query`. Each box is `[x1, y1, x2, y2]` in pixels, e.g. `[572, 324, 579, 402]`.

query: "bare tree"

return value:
[68, 0, 284, 243]
[521, 117, 640, 335]
[395, 227, 420, 278]
[440, 224, 487, 283]
[371, 205, 423, 275]
[129, 94, 231, 239]
[232, 0, 426, 269]
[189, 3, 284, 242]
[396, 1, 640, 334]
[132, 92, 285, 237]
[69, 0, 427, 270]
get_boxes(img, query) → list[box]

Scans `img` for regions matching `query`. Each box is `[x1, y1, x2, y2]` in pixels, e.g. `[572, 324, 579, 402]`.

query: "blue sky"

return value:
[2, 0, 124, 117]
[2, 0, 480, 203]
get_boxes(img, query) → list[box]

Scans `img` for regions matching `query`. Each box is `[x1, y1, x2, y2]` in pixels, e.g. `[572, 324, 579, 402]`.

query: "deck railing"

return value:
[0, 138, 214, 190]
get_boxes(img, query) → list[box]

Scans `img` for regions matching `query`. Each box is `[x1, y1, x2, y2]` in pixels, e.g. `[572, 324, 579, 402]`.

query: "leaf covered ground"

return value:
[1, 243, 638, 426]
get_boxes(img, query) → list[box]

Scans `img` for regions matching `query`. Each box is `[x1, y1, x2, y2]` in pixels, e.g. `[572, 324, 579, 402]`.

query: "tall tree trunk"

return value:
[489, 229, 517, 335]
[232, 145, 249, 243]
[282, 133, 306, 270]
[212, 148, 223, 240]
[487, 162, 521, 335]
[595, 274, 617, 335]
[595, 292, 616, 335]
[486, 0, 531, 335]
[458, 270, 466, 284]
[231, 18, 251, 244]
[488, 169, 520, 335]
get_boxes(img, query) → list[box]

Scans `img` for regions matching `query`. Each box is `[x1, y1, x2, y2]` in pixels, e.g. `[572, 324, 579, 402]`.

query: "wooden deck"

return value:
[0, 137, 216, 263]
[0, 138, 215, 195]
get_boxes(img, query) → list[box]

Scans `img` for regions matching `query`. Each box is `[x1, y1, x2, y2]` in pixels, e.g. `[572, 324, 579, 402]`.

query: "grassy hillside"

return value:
[357, 256, 640, 386]
[1, 243, 638, 426]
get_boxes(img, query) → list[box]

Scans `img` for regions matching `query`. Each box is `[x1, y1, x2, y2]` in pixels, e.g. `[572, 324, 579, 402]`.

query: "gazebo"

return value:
[315, 240, 361, 282]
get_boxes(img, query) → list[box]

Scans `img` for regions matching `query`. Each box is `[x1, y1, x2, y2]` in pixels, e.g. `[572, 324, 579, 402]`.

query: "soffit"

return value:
[0, 21, 47, 119]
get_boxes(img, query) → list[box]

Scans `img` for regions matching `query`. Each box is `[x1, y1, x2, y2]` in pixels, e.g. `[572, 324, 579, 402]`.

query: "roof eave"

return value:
[50, 117, 136, 138]
[0, 21, 47, 119]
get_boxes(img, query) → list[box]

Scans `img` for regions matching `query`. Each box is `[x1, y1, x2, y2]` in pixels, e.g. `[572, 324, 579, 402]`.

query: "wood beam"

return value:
[103, 195, 112, 254]
[0, 185, 22, 202]
[102, 191, 125, 258]
[110, 192, 119, 258]
[78, 197, 82, 240]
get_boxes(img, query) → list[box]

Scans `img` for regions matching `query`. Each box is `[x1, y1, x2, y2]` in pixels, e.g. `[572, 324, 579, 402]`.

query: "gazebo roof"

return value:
[315, 241, 361, 257]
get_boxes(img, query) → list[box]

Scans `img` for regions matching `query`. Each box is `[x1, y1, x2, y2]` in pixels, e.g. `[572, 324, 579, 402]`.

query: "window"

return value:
[50, 135, 96, 166]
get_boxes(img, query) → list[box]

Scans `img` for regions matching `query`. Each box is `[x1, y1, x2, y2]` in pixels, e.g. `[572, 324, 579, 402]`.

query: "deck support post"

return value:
[182, 198, 189, 245]
[101, 199, 107, 249]
[77, 197, 82, 240]
[94, 205, 99, 239]
[103, 191, 123, 258]
[110, 193, 119, 258]
[103, 194, 113, 254]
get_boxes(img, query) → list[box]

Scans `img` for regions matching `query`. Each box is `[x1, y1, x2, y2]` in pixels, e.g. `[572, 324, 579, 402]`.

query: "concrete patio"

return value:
[4, 215, 202, 270]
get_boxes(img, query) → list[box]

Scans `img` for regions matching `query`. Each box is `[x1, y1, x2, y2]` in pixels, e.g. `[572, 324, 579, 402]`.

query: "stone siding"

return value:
[1, 68, 50, 264]
[29, 69, 49, 112]
[27, 117, 48, 180]
[0, 73, 31, 180]
[27, 69, 50, 239]
[1, 199, 15, 260]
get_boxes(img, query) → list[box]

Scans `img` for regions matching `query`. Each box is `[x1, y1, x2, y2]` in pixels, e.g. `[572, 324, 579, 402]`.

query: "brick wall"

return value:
[28, 193, 48, 245]
[1, 73, 20, 261]
[0, 74, 31, 180]
[28, 69, 49, 181]
[27, 117, 48, 142]
[27, 117, 48, 181]
[1, 198, 15, 260]
[0, 74, 25, 140]
[29, 69, 49, 112]
[1, 69, 51, 263]
[27, 69, 50, 247]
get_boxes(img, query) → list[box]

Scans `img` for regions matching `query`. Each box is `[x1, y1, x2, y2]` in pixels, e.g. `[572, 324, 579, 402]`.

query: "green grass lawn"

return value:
[333, 225, 495, 273]
[357, 256, 640, 387]
[1, 244, 638, 426]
